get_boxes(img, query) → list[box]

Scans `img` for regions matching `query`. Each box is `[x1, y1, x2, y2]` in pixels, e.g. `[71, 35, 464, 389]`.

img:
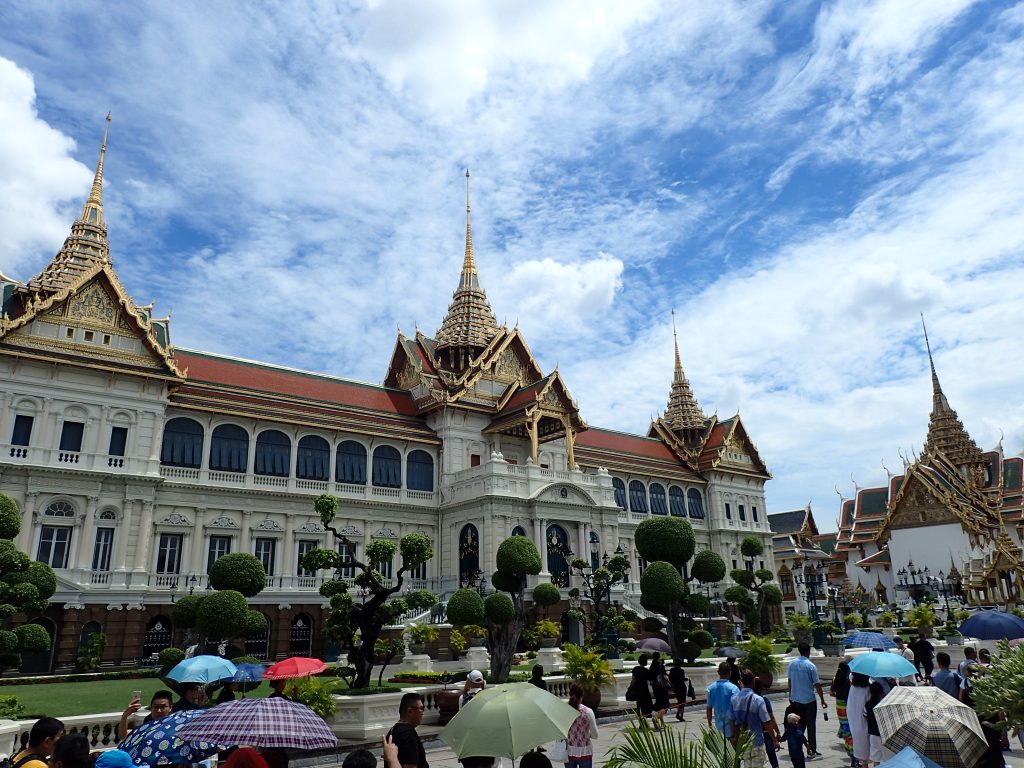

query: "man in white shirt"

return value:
[893, 637, 916, 686]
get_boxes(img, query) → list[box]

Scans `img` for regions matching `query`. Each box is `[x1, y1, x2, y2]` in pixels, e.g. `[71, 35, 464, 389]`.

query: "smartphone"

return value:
[131, 690, 142, 704]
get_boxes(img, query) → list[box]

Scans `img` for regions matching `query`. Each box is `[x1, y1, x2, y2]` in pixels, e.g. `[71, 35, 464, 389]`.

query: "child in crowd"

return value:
[782, 713, 807, 768]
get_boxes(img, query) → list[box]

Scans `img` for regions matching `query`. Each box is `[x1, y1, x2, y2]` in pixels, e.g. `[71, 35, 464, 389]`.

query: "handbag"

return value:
[687, 680, 696, 700]
[625, 682, 637, 702]
[548, 740, 568, 762]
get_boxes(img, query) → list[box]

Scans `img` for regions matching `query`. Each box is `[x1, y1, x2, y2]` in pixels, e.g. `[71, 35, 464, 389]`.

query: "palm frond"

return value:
[604, 716, 758, 768]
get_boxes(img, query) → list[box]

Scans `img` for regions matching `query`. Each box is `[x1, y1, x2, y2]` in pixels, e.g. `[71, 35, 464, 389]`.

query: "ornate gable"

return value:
[696, 416, 770, 478]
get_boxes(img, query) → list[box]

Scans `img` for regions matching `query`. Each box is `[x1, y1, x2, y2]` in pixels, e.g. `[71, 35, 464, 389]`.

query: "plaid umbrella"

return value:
[843, 631, 896, 649]
[874, 686, 986, 768]
[118, 710, 221, 766]
[262, 656, 327, 680]
[176, 696, 337, 750]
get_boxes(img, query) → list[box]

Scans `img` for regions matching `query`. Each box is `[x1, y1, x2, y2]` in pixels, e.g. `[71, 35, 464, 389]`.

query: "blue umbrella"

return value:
[958, 610, 1024, 640]
[877, 745, 944, 768]
[848, 651, 916, 679]
[231, 662, 267, 683]
[118, 710, 221, 766]
[843, 631, 897, 649]
[166, 654, 238, 684]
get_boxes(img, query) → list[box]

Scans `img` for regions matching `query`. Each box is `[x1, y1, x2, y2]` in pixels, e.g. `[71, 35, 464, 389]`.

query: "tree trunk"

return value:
[489, 589, 526, 683]
[758, 595, 771, 636]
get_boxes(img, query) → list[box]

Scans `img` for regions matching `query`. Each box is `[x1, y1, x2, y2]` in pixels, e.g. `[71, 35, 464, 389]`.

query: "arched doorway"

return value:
[245, 614, 271, 660]
[546, 525, 570, 587]
[142, 615, 172, 660]
[289, 614, 313, 656]
[19, 618, 56, 674]
[458, 524, 480, 587]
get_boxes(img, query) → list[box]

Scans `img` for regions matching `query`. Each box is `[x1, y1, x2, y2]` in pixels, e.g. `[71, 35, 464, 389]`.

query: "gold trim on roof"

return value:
[663, 310, 704, 430]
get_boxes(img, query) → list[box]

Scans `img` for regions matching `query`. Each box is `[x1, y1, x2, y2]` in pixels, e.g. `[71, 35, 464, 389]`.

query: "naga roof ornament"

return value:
[434, 169, 499, 355]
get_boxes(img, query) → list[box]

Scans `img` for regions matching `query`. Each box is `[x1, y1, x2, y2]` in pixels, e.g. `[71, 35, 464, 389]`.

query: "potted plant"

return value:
[788, 613, 815, 647]
[742, 635, 782, 690]
[449, 628, 466, 659]
[534, 619, 561, 648]
[407, 622, 439, 654]
[877, 610, 897, 635]
[843, 613, 863, 631]
[817, 622, 843, 656]
[562, 643, 614, 710]
[942, 619, 963, 646]
[436, 672, 461, 725]
[906, 604, 939, 639]
[462, 624, 487, 647]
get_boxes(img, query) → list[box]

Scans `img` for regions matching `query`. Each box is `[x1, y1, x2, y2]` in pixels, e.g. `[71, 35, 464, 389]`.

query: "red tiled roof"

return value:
[501, 376, 550, 414]
[176, 350, 419, 415]
[576, 428, 682, 463]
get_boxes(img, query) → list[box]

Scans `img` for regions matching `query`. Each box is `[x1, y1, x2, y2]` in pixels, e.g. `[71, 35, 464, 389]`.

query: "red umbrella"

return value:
[262, 657, 327, 680]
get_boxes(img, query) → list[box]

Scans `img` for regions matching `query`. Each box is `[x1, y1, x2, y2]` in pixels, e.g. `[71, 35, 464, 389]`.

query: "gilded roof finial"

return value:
[663, 310, 704, 431]
[80, 112, 111, 228]
[921, 314, 950, 413]
[461, 168, 478, 291]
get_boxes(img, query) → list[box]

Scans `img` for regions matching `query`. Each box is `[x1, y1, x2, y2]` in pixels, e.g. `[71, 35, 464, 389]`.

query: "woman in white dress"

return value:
[846, 672, 871, 768]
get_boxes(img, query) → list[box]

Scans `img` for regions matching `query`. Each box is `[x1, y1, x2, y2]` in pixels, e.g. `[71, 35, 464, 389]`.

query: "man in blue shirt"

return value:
[731, 670, 776, 768]
[786, 643, 827, 759]
[706, 661, 740, 739]
[932, 651, 962, 699]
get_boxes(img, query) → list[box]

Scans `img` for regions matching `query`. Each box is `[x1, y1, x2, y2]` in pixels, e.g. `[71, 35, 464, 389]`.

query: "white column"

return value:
[283, 513, 295, 576]
[15, 492, 38, 553]
[240, 510, 252, 552]
[577, 521, 587, 562]
[115, 499, 134, 571]
[133, 501, 155, 571]
[0, 392, 14, 448]
[538, 518, 549, 575]
[75, 496, 99, 569]
[190, 508, 207, 574]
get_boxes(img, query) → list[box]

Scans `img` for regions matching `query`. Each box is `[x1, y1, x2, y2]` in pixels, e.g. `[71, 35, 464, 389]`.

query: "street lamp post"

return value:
[897, 560, 929, 605]
[933, 572, 952, 614]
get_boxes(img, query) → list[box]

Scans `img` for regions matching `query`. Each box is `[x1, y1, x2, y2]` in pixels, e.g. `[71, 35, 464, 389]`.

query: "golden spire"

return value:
[27, 113, 112, 293]
[920, 315, 984, 469]
[435, 169, 499, 362]
[663, 310, 705, 431]
[80, 112, 111, 227]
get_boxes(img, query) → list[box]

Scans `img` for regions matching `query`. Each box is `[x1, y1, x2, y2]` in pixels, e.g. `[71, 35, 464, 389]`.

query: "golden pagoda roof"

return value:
[920, 317, 985, 467]
[663, 311, 705, 430]
[434, 170, 498, 351]
[28, 114, 112, 293]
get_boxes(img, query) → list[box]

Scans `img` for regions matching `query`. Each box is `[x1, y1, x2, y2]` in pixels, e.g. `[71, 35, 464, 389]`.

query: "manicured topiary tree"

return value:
[301, 494, 437, 688]
[727, 536, 783, 635]
[0, 493, 56, 670]
[485, 536, 542, 682]
[532, 582, 561, 618]
[567, 553, 634, 652]
[209, 553, 267, 597]
[446, 588, 485, 627]
[634, 516, 725, 663]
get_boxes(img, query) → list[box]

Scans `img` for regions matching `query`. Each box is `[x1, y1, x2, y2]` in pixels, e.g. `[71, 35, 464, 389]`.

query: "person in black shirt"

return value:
[630, 654, 654, 727]
[172, 683, 201, 712]
[216, 682, 239, 704]
[268, 679, 292, 699]
[390, 693, 428, 768]
[528, 664, 548, 691]
[911, 634, 935, 684]
[669, 660, 689, 721]
[726, 657, 741, 686]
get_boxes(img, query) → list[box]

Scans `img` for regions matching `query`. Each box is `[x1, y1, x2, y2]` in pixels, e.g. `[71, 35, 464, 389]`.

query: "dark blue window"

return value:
[406, 450, 434, 491]
[161, 417, 204, 468]
[11, 415, 33, 446]
[336, 440, 367, 484]
[687, 489, 705, 520]
[650, 483, 667, 515]
[459, 524, 480, 584]
[59, 421, 84, 452]
[372, 445, 401, 488]
[612, 477, 627, 510]
[629, 481, 648, 513]
[296, 435, 330, 481]
[108, 426, 128, 456]
[255, 430, 290, 477]
[210, 424, 249, 473]
[512, 526, 527, 537]
[669, 486, 686, 516]
[546, 525, 570, 587]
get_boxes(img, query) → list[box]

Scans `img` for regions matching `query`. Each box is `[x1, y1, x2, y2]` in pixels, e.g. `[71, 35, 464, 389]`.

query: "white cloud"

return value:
[0, 57, 92, 275]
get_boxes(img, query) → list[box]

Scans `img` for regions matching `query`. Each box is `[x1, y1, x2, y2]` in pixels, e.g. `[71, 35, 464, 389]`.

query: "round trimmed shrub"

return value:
[691, 550, 726, 584]
[196, 590, 249, 640]
[677, 639, 702, 663]
[14, 623, 50, 652]
[532, 583, 561, 608]
[495, 536, 542, 577]
[243, 610, 269, 637]
[634, 517, 695, 568]
[740, 536, 764, 559]
[762, 584, 784, 605]
[159, 647, 186, 669]
[0, 494, 20, 540]
[691, 630, 714, 649]
[484, 592, 515, 625]
[639, 561, 685, 611]
[0, 630, 18, 654]
[0, 541, 29, 573]
[446, 589, 485, 626]
[491, 570, 522, 593]
[172, 594, 203, 628]
[209, 553, 267, 597]
[641, 617, 664, 633]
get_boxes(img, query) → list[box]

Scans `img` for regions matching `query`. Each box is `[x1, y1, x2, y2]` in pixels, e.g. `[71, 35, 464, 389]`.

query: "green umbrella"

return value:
[439, 682, 581, 758]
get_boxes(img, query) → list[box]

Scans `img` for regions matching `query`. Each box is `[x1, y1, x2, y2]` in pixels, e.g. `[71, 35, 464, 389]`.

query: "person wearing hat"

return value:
[892, 638, 916, 686]
[93, 750, 134, 768]
[460, 670, 486, 708]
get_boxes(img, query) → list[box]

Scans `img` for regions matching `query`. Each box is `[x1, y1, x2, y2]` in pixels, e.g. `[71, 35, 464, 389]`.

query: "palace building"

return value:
[830, 328, 1024, 609]
[0, 122, 774, 672]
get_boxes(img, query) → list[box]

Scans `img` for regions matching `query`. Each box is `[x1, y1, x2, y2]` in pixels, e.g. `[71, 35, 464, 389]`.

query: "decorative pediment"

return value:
[373, 527, 398, 539]
[296, 521, 325, 534]
[205, 515, 239, 529]
[158, 512, 191, 527]
[532, 483, 596, 507]
[254, 518, 283, 532]
[339, 525, 362, 537]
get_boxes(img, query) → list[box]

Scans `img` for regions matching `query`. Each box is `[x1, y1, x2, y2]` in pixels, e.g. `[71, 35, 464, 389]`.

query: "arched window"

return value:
[336, 440, 367, 485]
[209, 424, 249, 473]
[459, 524, 480, 584]
[372, 446, 401, 488]
[629, 481, 648, 513]
[44, 500, 75, 517]
[669, 486, 686, 517]
[296, 435, 330, 481]
[244, 614, 271, 660]
[255, 430, 290, 477]
[289, 613, 313, 656]
[142, 615, 172, 659]
[512, 526, 527, 537]
[687, 489, 705, 519]
[612, 478, 627, 510]
[78, 621, 102, 649]
[649, 483, 667, 515]
[160, 417, 204, 468]
[406, 450, 434, 491]
[546, 525, 570, 587]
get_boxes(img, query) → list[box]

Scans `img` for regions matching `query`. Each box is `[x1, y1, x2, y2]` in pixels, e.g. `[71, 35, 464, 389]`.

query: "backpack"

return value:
[0, 753, 41, 768]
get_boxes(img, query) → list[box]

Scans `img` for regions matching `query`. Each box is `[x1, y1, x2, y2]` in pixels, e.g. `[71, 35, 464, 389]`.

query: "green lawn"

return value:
[6, 679, 270, 719]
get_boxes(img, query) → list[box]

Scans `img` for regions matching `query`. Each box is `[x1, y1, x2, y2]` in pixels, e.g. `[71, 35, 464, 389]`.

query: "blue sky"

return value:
[2, 1, 1022, 530]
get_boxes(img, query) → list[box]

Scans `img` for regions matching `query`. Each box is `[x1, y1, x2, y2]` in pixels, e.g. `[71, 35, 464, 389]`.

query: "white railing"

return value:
[90, 571, 111, 585]
[372, 487, 401, 498]
[253, 475, 287, 488]
[333, 482, 366, 495]
[406, 490, 435, 500]
[296, 479, 329, 492]
[162, 466, 200, 480]
[208, 470, 245, 484]
[0, 711, 130, 757]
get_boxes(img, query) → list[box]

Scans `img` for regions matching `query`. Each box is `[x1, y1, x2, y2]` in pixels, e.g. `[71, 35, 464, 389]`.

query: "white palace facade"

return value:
[0, 124, 774, 672]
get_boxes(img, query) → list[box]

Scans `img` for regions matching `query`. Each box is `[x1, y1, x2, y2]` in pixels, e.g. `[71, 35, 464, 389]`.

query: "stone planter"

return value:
[409, 643, 426, 655]
[755, 672, 775, 691]
[944, 634, 964, 646]
[822, 643, 844, 657]
[581, 687, 601, 711]
[916, 626, 934, 639]
[793, 629, 813, 647]
[331, 691, 412, 740]
[539, 638, 558, 648]
[437, 688, 461, 725]
[881, 628, 896, 638]
[469, 638, 486, 648]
